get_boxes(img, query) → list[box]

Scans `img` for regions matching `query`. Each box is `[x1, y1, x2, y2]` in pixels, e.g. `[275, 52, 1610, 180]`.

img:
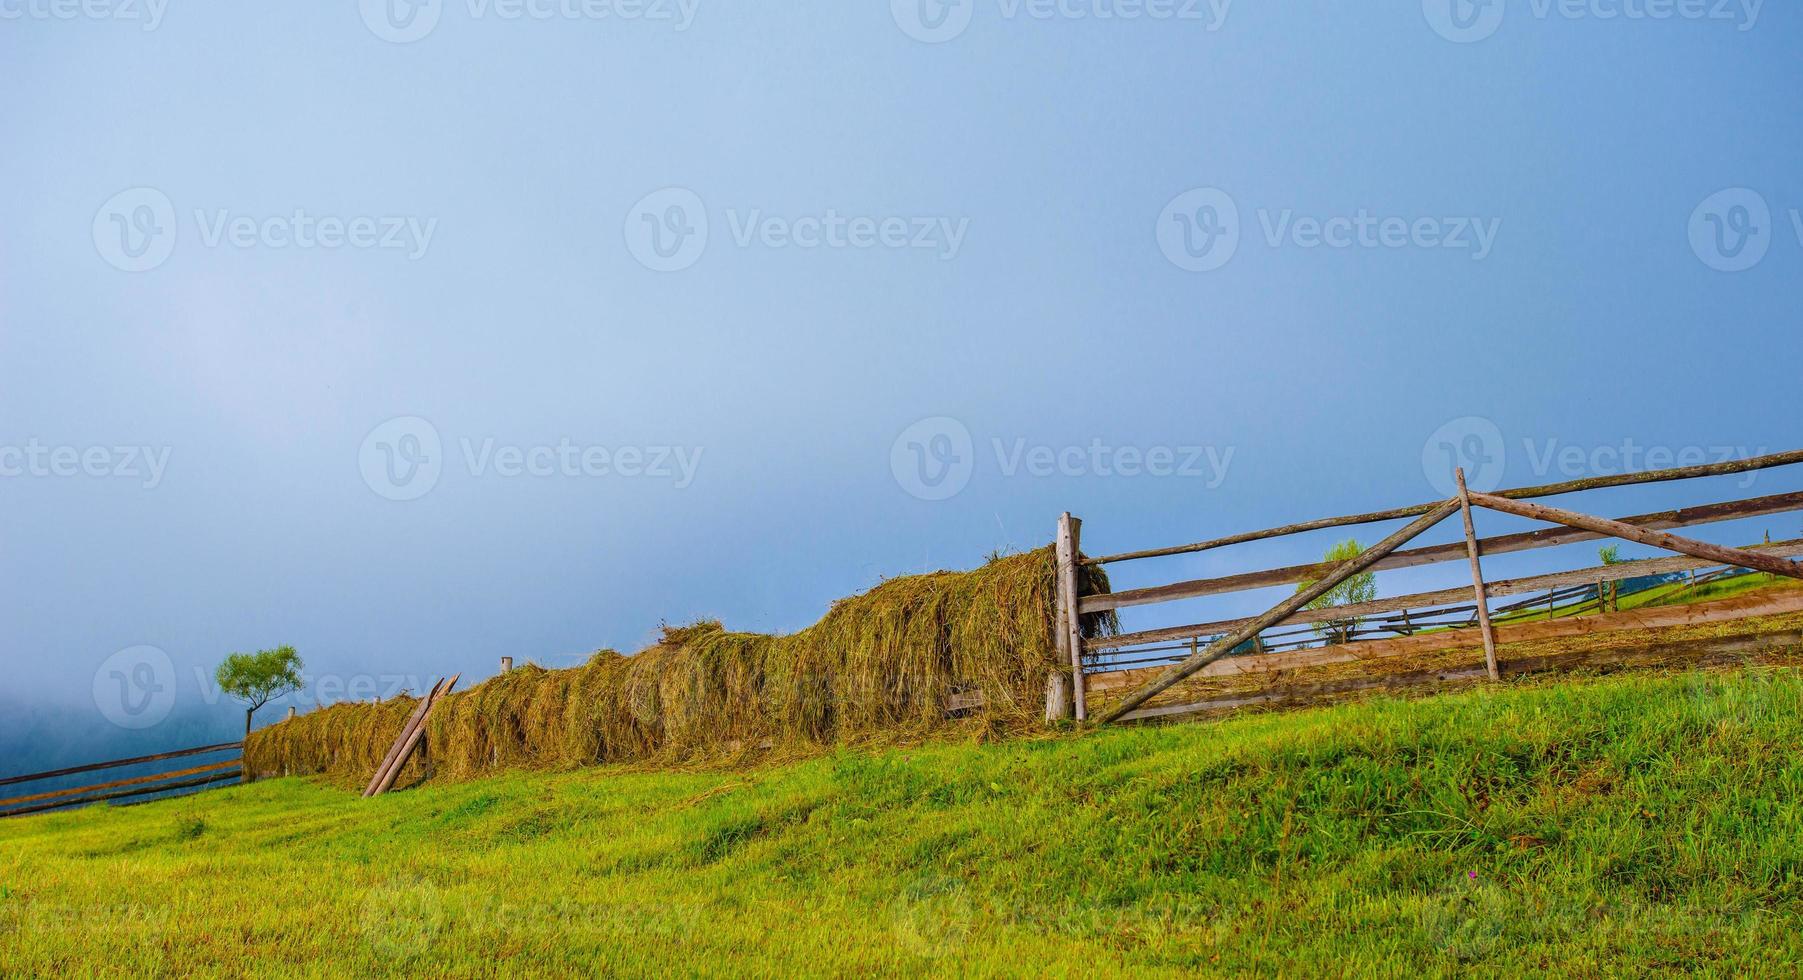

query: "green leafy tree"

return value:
[216, 646, 304, 735]
[1296, 539, 1377, 645]
[1598, 545, 1624, 612]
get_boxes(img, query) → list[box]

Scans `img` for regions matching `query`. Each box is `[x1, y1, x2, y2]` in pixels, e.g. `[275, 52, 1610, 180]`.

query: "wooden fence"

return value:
[0, 741, 244, 819]
[1045, 448, 1803, 725]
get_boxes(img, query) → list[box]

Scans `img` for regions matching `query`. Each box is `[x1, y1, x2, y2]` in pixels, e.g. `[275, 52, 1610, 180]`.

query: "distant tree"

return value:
[216, 646, 304, 736]
[1297, 539, 1377, 645]
[1598, 545, 1624, 612]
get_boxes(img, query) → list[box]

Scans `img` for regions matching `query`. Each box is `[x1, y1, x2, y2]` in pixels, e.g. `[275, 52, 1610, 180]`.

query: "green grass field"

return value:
[6, 665, 1803, 977]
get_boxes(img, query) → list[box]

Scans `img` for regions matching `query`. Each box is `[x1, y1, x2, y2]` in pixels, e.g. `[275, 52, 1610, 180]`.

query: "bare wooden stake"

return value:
[1044, 673, 1070, 723]
[1455, 468, 1501, 681]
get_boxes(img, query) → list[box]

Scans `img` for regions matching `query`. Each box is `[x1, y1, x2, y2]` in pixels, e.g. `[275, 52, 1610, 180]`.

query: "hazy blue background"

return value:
[3, 0, 1799, 768]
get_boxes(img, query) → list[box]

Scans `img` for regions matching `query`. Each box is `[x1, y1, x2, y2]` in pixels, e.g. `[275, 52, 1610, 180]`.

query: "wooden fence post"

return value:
[285, 706, 297, 721]
[500, 656, 513, 674]
[1056, 513, 1088, 722]
[1049, 514, 1076, 723]
[1455, 468, 1501, 681]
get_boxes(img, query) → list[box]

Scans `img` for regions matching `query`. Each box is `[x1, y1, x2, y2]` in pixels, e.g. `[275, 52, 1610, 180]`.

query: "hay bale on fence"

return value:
[246, 546, 1114, 787]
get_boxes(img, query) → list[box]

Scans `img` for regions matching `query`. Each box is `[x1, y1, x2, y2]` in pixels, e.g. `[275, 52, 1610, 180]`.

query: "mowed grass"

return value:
[6, 667, 1803, 977]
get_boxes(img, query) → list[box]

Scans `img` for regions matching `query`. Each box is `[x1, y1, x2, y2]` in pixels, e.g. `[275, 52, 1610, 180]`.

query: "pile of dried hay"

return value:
[248, 547, 1113, 787]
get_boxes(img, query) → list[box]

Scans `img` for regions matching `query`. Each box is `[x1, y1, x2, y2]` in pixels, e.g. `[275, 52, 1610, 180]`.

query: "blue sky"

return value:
[2, 1, 1799, 748]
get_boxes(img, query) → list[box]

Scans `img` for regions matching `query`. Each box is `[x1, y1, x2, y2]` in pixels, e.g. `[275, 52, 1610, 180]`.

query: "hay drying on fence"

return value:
[248, 547, 1114, 787]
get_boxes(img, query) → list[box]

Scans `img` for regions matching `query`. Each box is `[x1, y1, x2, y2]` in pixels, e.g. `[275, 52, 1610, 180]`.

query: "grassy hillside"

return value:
[5, 665, 1803, 977]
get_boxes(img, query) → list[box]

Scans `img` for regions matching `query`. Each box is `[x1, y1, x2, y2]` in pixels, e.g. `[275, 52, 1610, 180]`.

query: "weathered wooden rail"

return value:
[1041, 448, 1803, 725]
[0, 741, 244, 819]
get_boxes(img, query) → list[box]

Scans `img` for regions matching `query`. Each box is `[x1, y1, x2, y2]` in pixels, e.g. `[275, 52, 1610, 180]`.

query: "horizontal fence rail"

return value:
[1081, 490, 1803, 614]
[1089, 564, 1774, 674]
[1089, 539, 1803, 653]
[1070, 447, 1803, 726]
[0, 742, 243, 819]
[1082, 448, 1803, 567]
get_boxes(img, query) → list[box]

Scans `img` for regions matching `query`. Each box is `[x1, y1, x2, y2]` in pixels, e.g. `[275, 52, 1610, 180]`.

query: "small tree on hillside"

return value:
[1598, 544, 1624, 612]
[1297, 539, 1378, 645]
[216, 646, 304, 735]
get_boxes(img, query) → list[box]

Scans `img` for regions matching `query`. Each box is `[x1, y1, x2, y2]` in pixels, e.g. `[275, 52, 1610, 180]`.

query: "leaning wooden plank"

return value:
[362, 679, 446, 798]
[370, 674, 460, 797]
[1085, 589, 1803, 697]
[0, 759, 241, 810]
[1082, 448, 1803, 566]
[1089, 539, 1803, 651]
[1081, 489, 1803, 613]
[363, 678, 447, 798]
[1094, 500, 1462, 725]
[0, 741, 242, 790]
[1468, 492, 1803, 581]
[0, 770, 243, 819]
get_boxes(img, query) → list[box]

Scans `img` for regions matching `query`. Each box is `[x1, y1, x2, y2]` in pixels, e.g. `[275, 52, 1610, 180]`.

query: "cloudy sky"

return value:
[2, 0, 1798, 753]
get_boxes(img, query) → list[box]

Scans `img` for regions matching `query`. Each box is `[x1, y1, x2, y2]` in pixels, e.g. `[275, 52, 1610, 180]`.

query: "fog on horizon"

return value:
[3, 2, 1799, 765]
